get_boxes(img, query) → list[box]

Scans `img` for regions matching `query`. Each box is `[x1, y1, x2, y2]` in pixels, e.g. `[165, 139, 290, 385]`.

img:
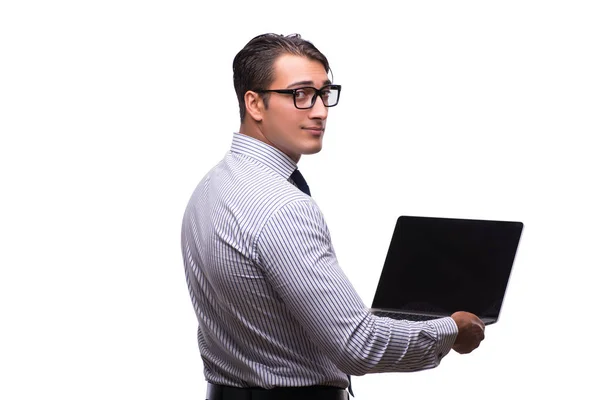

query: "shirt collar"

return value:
[230, 132, 297, 179]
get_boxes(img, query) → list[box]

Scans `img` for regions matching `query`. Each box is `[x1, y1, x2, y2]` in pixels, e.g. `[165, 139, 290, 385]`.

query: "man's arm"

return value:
[255, 199, 468, 376]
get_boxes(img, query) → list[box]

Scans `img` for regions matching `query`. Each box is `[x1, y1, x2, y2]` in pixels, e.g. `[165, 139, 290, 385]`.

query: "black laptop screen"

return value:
[371, 216, 523, 319]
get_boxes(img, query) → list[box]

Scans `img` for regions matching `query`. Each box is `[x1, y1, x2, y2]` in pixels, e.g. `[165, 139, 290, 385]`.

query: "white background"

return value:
[1, 1, 599, 399]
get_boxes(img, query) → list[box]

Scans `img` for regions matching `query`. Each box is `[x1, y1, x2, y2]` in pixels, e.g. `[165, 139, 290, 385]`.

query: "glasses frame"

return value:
[254, 84, 342, 110]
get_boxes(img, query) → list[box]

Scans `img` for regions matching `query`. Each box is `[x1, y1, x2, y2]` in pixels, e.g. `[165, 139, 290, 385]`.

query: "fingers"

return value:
[475, 319, 485, 341]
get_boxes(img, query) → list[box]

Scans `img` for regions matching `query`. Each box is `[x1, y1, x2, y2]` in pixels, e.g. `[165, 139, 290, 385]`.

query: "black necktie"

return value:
[290, 169, 311, 196]
[289, 169, 354, 397]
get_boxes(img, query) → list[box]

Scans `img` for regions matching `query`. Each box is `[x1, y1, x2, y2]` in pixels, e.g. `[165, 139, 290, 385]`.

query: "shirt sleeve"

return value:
[255, 199, 458, 376]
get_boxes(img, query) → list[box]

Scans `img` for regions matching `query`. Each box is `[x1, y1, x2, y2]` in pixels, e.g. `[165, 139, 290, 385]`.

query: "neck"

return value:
[238, 122, 265, 144]
[239, 123, 301, 163]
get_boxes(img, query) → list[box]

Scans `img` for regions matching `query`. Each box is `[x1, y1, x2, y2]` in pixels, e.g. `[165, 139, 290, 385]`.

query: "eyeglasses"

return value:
[254, 84, 342, 110]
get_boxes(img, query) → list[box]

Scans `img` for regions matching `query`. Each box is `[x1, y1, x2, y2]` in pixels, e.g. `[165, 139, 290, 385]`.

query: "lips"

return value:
[303, 127, 324, 134]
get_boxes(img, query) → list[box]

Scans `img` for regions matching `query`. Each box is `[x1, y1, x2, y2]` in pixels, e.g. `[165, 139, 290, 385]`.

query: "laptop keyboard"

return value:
[373, 311, 439, 322]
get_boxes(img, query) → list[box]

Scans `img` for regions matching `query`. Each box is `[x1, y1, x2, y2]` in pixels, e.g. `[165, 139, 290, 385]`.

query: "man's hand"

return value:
[450, 311, 485, 354]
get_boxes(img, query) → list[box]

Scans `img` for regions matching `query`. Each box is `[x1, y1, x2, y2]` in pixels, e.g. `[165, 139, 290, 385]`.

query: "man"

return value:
[181, 33, 485, 400]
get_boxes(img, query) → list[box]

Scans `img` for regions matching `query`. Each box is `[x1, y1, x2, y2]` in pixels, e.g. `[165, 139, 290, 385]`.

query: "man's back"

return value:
[181, 133, 348, 388]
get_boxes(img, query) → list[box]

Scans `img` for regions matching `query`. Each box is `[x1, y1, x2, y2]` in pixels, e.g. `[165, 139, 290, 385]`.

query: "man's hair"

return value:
[233, 33, 330, 122]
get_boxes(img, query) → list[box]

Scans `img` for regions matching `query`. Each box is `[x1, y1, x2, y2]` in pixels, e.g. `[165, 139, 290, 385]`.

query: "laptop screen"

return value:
[371, 216, 523, 320]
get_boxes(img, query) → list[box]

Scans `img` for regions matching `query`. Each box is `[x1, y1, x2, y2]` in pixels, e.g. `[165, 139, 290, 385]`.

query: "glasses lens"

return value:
[294, 88, 317, 109]
[322, 87, 339, 107]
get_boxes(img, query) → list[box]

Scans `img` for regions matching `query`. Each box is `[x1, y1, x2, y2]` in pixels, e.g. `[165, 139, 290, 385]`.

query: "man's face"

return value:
[259, 54, 330, 163]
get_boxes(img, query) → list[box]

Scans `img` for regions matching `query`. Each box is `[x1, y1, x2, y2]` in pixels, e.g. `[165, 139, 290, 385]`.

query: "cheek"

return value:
[273, 108, 303, 131]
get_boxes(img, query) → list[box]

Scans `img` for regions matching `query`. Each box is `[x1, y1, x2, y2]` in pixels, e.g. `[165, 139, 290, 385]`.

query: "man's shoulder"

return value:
[186, 152, 310, 224]
[226, 153, 309, 217]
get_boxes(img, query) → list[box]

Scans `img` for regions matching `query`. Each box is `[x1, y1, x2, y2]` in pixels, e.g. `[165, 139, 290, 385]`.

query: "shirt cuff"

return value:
[427, 317, 458, 363]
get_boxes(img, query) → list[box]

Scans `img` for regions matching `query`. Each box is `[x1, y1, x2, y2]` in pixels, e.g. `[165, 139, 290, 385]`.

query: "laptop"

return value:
[370, 215, 523, 325]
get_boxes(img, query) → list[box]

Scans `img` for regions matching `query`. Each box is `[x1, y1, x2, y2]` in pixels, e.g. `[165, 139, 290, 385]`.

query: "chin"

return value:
[303, 144, 323, 155]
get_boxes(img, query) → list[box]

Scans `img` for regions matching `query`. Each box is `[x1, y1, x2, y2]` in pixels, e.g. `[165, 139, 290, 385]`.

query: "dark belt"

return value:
[206, 383, 350, 400]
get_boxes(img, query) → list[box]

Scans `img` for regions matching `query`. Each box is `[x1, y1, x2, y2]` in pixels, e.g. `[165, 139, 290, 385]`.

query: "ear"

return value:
[244, 91, 264, 122]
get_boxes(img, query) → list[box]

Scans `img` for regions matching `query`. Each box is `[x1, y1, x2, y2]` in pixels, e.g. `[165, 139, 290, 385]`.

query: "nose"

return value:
[308, 94, 328, 120]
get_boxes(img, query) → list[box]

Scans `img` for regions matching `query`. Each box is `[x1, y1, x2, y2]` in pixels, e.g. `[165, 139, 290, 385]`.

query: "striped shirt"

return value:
[181, 132, 458, 389]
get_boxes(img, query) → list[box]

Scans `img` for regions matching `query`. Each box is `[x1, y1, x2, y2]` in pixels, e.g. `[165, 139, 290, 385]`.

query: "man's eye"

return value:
[295, 90, 308, 99]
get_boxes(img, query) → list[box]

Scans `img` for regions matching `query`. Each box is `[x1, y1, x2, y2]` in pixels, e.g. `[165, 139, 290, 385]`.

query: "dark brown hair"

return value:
[233, 33, 330, 122]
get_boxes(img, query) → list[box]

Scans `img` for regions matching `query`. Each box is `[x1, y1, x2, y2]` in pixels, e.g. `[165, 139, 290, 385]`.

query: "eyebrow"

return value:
[286, 79, 332, 89]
